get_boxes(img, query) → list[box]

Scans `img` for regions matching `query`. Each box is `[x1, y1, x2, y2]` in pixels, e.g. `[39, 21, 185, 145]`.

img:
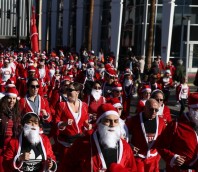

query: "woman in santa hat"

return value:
[136, 85, 151, 114]
[0, 87, 21, 172]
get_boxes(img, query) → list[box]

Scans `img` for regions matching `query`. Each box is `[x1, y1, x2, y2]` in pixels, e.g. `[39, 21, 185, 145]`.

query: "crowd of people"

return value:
[0, 46, 197, 172]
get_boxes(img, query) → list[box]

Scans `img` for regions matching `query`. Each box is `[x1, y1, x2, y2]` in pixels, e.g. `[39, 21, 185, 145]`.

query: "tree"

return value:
[145, 0, 156, 72]
[88, 0, 94, 51]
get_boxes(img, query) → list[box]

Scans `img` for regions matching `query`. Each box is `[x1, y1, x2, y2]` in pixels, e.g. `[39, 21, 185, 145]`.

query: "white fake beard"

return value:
[23, 124, 40, 145]
[91, 89, 102, 101]
[98, 123, 121, 149]
[189, 108, 198, 126]
[124, 79, 132, 87]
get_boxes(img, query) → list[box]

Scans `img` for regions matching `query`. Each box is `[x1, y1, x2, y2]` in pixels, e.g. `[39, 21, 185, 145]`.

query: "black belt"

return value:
[180, 164, 196, 170]
[60, 133, 84, 143]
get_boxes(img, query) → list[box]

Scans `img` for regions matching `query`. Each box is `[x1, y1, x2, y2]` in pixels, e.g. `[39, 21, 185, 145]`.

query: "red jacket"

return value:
[3, 134, 57, 172]
[61, 132, 137, 172]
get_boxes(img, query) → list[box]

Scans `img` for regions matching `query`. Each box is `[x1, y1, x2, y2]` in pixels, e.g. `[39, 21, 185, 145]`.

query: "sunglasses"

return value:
[30, 85, 39, 89]
[117, 108, 123, 111]
[66, 88, 76, 92]
[114, 90, 122, 93]
[156, 99, 163, 102]
[93, 86, 101, 90]
[149, 108, 159, 112]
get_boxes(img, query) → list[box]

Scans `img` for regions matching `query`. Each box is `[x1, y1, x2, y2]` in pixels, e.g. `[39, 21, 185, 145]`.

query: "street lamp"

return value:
[183, 16, 191, 82]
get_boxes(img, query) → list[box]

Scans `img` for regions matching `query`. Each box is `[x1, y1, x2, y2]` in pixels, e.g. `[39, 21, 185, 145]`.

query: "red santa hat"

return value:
[5, 78, 16, 88]
[4, 58, 9, 63]
[108, 56, 114, 62]
[107, 97, 122, 108]
[4, 87, 18, 97]
[141, 85, 151, 93]
[28, 66, 36, 72]
[112, 81, 122, 91]
[69, 55, 74, 61]
[165, 69, 171, 74]
[88, 59, 94, 67]
[124, 68, 132, 75]
[96, 103, 119, 124]
[67, 71, 73, 78]
[188, 93, 198, 108]
[105, 68, 117, 77]
[61, 75, 71, 83]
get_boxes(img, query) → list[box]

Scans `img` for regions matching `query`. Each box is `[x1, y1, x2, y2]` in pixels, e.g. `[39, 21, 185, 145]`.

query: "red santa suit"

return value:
[61, 131, 137, 172]
[176, 83, 190, 101]
[126, 112, 166, 172]
[0, 66, 12, 92]
[157, 104, 172, 125]
[19, 95, 52, 123]
[156, 113, 198, 172]
[15, 63, 28, 97]
[3, 133, 57, 172]
[55, 100, 89, 159]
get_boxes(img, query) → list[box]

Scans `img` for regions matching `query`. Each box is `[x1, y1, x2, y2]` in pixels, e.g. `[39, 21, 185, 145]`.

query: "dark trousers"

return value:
[179, 98, 187, 116]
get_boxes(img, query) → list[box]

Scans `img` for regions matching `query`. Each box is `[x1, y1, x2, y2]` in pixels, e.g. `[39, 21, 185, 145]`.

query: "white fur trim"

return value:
[189, 104, 198, 108]
[96, 110, 119, 123]
[170, 154, 180, 167]
[112, 87, 122, 91]
[113, 103, 122, 108]
[4, 93, 17, 97]
[141, 88, 151, 93]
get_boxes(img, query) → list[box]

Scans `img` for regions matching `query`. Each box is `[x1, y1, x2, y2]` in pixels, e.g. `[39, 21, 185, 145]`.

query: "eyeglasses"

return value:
[30, 85, 39, 89]
[66, 88, 76, 92]
[156, 99, 163, 102]
[114, 90, 122, 93]
[149, 108, 159, 112]
[117, 108, 123, 111]
[93, 86, 101, 90]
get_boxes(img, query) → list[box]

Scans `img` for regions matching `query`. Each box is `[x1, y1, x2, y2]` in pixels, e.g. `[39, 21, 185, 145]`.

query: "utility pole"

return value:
[88, 0, 94, 51]
[145, 0, 156, 72]
[26, 0, 30, 46]
[16, 0, 20, 47]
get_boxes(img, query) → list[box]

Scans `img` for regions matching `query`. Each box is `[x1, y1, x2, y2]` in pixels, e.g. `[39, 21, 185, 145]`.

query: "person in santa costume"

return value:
[19, 78, 52, 123]
[83, 80, 106, 124]
[60, 103, 137, 172]
[127, 99, 166, 172]
[156, 93, 198, 172]
[122, 68, 136, 119]
[136, 85, 151, 114]
[151, 89, 172, 125]
[0, 87, 21, 172]
[107, 97, 129, 142]
[3, 112, 57, 172]
[161, 70, 173, 103]
[176, 77, 190, 116]
[0, 59, 13, 92]
[55, 82, 91, 162]
[102, 68, 117, 97]
[148, 74, 162, 92]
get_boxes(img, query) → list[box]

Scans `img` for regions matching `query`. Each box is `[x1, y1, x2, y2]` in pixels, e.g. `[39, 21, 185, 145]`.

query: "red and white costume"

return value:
[136, 100, 147, 114]
[3, 134, 57, 172]
[19, 95, 52, 123]
[156, 113, 198, 172]
[157, 104, 172, 125]
[127, 113, 166, 172]
[176, 83, 190, 101]
[55, 100, 89, 161]
[0, 66, 12, 92]
[61, 132, 137, 172]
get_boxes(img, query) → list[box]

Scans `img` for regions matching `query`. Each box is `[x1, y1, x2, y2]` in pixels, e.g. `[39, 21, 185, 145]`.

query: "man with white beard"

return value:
[61, 103, 137, 172]
[3, 112, 57, 172]
[156, 93, 198, 172]
[83, 80, 106, 124]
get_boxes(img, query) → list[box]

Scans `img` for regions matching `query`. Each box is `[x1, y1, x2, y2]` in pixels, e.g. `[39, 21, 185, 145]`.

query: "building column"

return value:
[92, 0, 102, 55]
[111, 0, 123, 68]
[161, 0, 175, 63]
[41, 0, 47, 51]
[76, 0, 85, 53]
[50, 0, 58, 50]
[62, 0, 71, 47]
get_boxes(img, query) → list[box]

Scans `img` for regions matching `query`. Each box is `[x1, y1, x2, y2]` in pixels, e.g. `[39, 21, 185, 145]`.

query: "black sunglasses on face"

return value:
[149, 108, 159, 112]
[156, 99, 163, 102]
[30, 85, 39, 89]
[66, 88, 76, 92]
